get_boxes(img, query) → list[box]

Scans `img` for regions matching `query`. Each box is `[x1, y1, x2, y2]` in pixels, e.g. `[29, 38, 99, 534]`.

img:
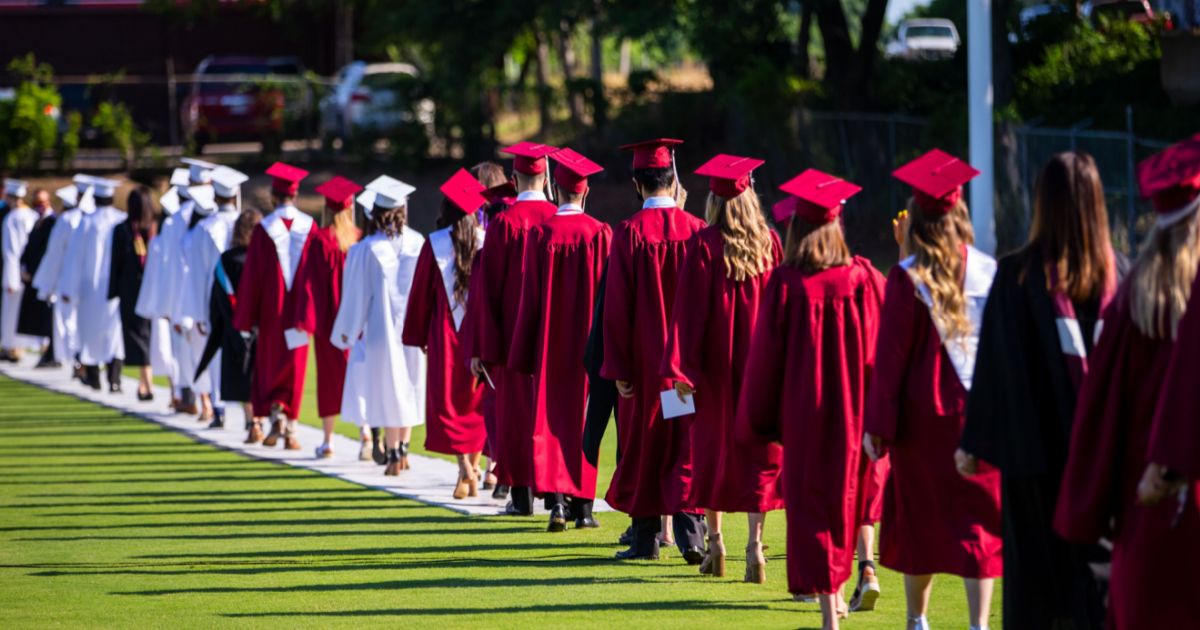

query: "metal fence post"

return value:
[1126, 105, 1136, 250]
[889, 115, 897, 212]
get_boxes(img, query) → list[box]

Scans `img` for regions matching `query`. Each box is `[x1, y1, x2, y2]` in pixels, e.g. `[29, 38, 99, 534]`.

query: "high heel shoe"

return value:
[702, 533, 725, 577]
[384, 449, 400, 476]
[453, 471, 471, 500]
[398, 442, 410, 470]
[467, 469, 479, 498]
[744, 541, 766, 584]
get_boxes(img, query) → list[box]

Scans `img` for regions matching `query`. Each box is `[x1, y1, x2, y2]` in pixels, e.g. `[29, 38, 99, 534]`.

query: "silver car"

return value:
[320, 61, 434, 138]
[885, 19, 961, 60]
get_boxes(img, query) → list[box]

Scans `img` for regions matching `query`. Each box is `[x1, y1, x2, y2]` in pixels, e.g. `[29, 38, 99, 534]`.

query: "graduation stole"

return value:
[1048, 249, 1117, 392]
[215, 259, 237, 309]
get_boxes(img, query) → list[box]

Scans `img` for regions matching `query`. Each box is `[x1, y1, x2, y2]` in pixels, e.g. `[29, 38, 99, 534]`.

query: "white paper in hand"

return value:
[284, 328, 310, 350]
[660, 389, 696, 419]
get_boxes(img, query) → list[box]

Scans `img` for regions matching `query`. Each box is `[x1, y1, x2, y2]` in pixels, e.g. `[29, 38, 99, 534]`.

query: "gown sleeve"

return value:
[736, 272, 789, 446]
[401, 240, 437, 349]
[506, 226, 544, 376]
[233, 225, 268, 333]
[600, 223, 637, 383]
[32, 216, 68, 299]
[56, 219, 85, 304]
[1, 214, 19, 292]
[863, 265, 919, 444]
[107, 224, 125, 302]
[478, 218, 511, 366]
[659, 234, 712, 387]
[330, 244, 368, 351]
[292, 234, 322, 334]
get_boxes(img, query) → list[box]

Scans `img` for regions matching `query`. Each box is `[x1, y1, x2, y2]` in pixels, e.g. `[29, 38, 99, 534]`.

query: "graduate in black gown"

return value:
[109, 187, 158, 400]
[17, 189, 56, 366]
[197, 209, 260, 431]
[959, 152, 1129, 630]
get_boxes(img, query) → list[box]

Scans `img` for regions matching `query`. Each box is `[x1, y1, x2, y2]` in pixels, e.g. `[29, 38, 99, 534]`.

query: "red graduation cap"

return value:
[1138, 133, 1200, 213]
[551, 148, 604, 194]
[482, 181, 517, 206]
[266, 162, 309, 196]
[892, 149, 978, 214]
[695, 154, 765, 199]
[502, 142, 559, 176]
[314, 176, 363, 211]
[440, 168, 488, 213]
[777, 169, 862, 226]
[619, 138, 683, 169]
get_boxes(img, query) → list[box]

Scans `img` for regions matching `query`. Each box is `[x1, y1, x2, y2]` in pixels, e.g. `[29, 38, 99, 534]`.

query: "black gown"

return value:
[197, 246, 254, 402]
[107, 221, 152, 366]
[961, 250, 1129, 630]
[16, 212, 55, 338]
[582, 258, 619, 468]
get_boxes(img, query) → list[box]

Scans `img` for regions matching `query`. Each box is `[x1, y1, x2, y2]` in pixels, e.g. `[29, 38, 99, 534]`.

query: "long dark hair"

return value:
[436, 197, 479, 308]
[472, 161, 507, 222]
[126, 186, 158, 242]
[1019, 151, 1113, 302]
[230, 208, 263, 249]
[366, 204, 407, 239]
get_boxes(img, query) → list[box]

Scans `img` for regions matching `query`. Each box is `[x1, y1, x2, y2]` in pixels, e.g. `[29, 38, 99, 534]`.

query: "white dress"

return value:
[331, 227, 427, 428]
[1, 206, 38, 350]
[58, 205, 125, 366]
[33, 206, 91, 361]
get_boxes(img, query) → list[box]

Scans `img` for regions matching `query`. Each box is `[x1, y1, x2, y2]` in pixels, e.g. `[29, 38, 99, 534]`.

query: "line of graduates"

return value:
[4, 129, 1198, 630]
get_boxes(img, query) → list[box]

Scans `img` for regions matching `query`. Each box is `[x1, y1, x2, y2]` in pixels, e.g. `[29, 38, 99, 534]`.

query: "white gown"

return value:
[173, 207, 238, 405]
[136, 202, 193, 392]
[58, 205, 125, 366]
[137, 227, 174, 378]
[1, 206, 38, 350]
[331, 227, 427, 429]
[32, 206, 91, 361]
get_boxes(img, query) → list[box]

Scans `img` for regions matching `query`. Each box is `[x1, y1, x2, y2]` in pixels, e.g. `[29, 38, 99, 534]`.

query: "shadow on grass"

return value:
[17, 526, 539, 542]
[220, 600, 784, 618]
[116, 575, 658, 596]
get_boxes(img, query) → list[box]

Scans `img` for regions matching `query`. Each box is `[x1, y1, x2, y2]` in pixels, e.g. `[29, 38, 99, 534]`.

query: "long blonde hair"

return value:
[324, 206, 359, 253]
[704, 190, 773, 282]
[903, 197, 976, 341]
[1130, 210, 1200, 340]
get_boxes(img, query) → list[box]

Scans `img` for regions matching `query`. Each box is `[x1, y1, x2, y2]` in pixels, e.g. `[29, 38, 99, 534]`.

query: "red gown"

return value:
[402, 240, 486, 455]
[233, 212, 314, 419]
[477, 197, 558, 488]
[507, 212, 612, 500]
[659, 226, 785, 514]
[460, 255, 496, 460]
[864, 266, 1003, 578]
[737, 258, 886, 595]
[1054, 284, 1200, 629]
[1150, 270, 1200, 478]
[293, 225, 355, 418]
[601, 204, 706, 518]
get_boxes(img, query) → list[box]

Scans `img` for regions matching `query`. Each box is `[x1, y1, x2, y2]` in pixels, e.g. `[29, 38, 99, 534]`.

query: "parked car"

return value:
[181, 56, 306, 147]
[320, 61, 433, 138]
[886, 19, 961, 60]
[1081, 0, 1155, 27]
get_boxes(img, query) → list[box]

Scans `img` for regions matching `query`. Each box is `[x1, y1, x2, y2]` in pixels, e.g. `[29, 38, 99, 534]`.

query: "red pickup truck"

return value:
[181, 56, 305, 147]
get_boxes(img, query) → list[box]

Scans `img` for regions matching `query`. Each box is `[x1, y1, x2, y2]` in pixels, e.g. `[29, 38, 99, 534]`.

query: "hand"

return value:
[341, 334, 349, 345]
[954, 448, 979, 477]
[470, 357, 485, 379]
[173, 324, 183, 334]
[892, 210, 909, 255]
[1137, 462, 1180, 505]
[5, 287, 14, 295]
[673, 381, 694, 404]
[615, 380, 634, 399]
[863, 432, 883, 462]
[21, 271, 31, 282]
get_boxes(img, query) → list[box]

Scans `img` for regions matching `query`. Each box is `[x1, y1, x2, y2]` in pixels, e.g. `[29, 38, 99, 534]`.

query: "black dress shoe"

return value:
[547, 505, 568, 533]
[618, 526, 633, 546]
[682, 546, 705, 565]
[109, 382, 122, 394]
[504, 501, 532, 517]
[371, 427, 387, 465]
[208, 416, 225, 429]
[574, 516, 601, 529]
[492, 484, 510, 500]
[35, 353, 60, 369]
[137, 391, 154, 402]
[615, 539, 660, 561]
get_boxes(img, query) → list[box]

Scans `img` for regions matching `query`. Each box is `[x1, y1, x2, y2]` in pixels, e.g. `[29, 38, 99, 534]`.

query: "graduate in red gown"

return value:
[403, 168, 488, 500]
[603, 139, 707, 561]
[233, 163, 314, 450]
[659, 154, 783, 582]
[1055, 137, 1200, 630]
[296, 176, 361, 460]
[737, 171, 884, 629]
[863, 151, 1002, 630]
[507, 148, 612, 532]
[470, 141, 560, 516]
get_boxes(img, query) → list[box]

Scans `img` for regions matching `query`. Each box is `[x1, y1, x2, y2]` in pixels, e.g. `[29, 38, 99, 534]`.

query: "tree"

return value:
[0, 54, 62, 172]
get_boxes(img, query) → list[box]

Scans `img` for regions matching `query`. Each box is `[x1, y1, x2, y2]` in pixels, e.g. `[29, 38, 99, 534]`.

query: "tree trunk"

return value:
[556, 21, 585, 129]
[535, 30, 552, 137]
[812, 0, 890, 110]
[590, 0, 607, 131]
[992, 0, 1014, 110]
[797, 2, 814, 78]
[618, 38, 632, 77]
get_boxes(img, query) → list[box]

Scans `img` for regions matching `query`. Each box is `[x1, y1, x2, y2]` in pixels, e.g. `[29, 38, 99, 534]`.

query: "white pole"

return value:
[968, 0, 995, 254]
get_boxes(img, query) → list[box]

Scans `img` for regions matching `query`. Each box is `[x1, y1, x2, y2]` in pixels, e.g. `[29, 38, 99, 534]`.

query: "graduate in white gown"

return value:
[178, 166, 247, 429]
[1, 179, 37, 360]
[332, 178, 426, 476]
[58, 177, 126, 391]
[136, 177, 181, 392]
[33, 181, 95, 375]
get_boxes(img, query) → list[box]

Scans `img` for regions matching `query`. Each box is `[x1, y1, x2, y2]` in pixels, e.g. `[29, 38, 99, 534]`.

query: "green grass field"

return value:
[19, 369, 1001, 628]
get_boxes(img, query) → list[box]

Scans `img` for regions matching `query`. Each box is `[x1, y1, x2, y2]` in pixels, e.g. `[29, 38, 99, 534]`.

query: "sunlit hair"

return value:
[903, 197, 976, 342]
[324, 205, 359, 254]
[1020, 151, 1114, 302]
[703, 190, 773, 282]
[1130, 210, 1200, 340]
[782, 216, 852, 273]
[366, 205, 407, 239]
[436, 197, 479, 309]
[471, 161, 507, 189]
[230, 208, 263, 249]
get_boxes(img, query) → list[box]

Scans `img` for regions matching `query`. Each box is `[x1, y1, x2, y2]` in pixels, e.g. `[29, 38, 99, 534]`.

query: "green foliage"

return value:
[0, 54, 62, 172]
[55, 111, 82, 172]
[92, 101, 152, 171]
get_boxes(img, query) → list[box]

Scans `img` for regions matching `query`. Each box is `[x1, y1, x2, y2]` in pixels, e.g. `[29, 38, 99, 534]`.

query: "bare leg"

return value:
[385, 427, 401, 450]
[242, 403, 255, 427]
[706, 509, 723, 538]
[200, 393, 213, 418]
[964, 578, 995, 628]
[747, 512, 765, 544]
[138, 366, 153, 395]
[904, 574, 934, 624]
[320, 415, 336, 446]
[817, 592, 842, 630]
[857, 524, 875, 563]
[659, 515, 674, 544]
[468, 451, 481, 471]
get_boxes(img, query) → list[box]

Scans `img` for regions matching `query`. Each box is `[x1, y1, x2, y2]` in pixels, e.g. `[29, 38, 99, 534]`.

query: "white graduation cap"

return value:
[4, 179, 28, 198]
[210, 166, 248, 200]
[358, 175, 415, 219]
[72, 174, 93, 191]
[55, 184, 78, 208]
[159, 187, 181, 216]
[77, 186, 96, 214]
[170, 168, 191, 188]
[79, 175, 120, 199]
[181, 158, 219, 184]
[187, 185, 217, 215]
